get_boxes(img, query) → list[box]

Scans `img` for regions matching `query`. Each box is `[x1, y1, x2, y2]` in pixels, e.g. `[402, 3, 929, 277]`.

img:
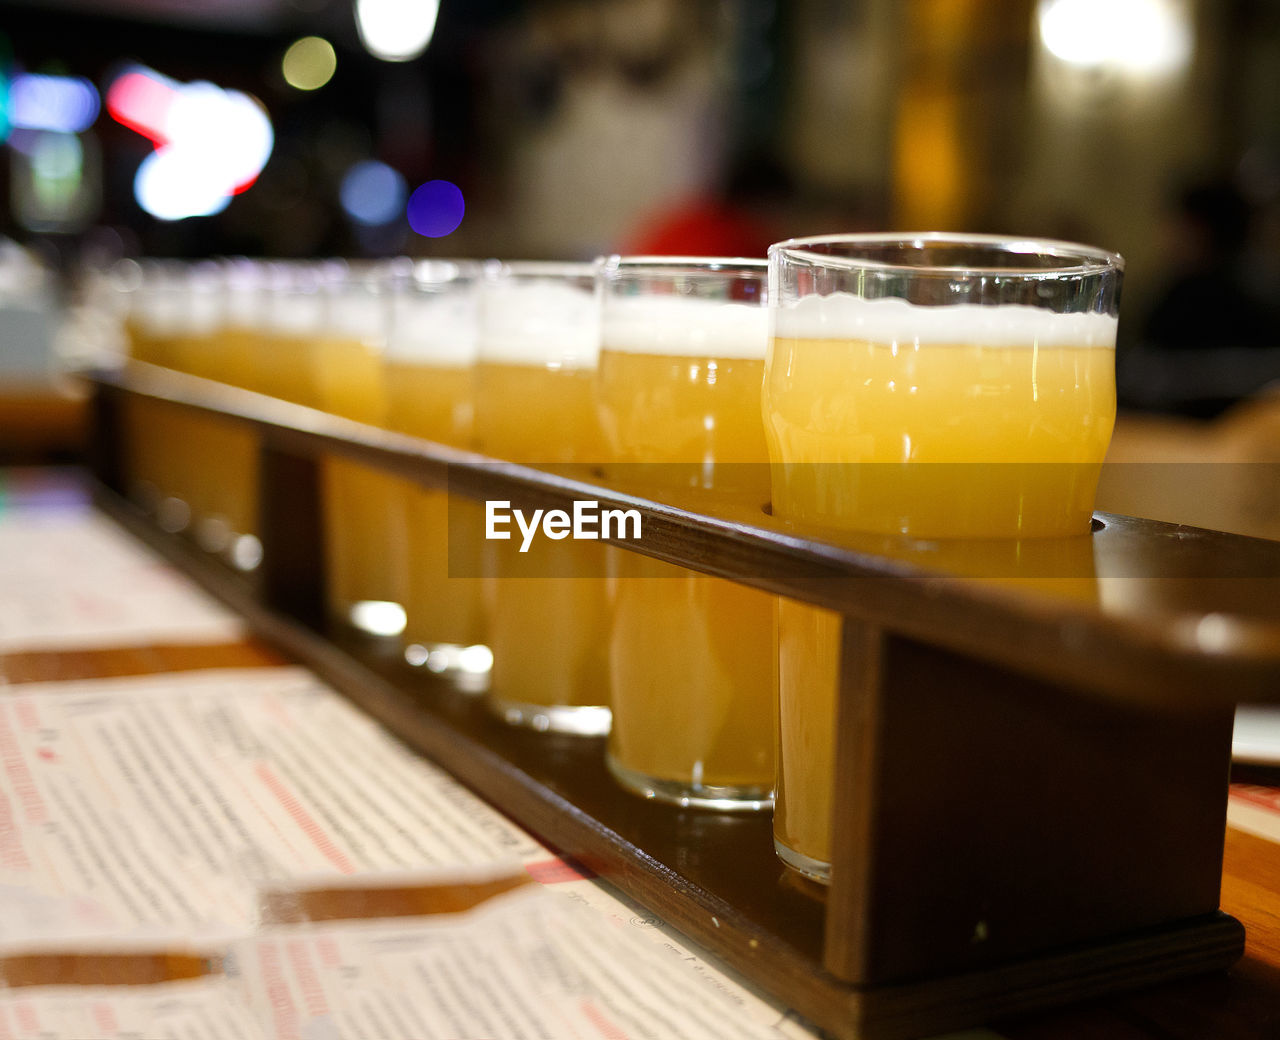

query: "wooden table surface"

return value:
[2, 468, 1279, 1039]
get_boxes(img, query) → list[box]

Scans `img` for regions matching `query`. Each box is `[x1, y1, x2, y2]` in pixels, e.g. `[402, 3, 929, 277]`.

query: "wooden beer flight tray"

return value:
[87, 363, 1280, 1040]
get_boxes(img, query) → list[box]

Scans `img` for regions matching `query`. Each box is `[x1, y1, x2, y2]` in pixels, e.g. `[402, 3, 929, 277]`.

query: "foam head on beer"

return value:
[773, 293, 1118, 349]
[478, 261, 598, 371]
[385, 259, 481, 370]
[327, 265, 391, 346]
[601, 294, 768, 359]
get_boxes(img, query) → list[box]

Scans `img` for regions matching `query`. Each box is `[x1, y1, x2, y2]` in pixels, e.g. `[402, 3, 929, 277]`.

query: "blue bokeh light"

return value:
[339, 159, 406, 226]
[10, 73, 100, 134]
[406, 179, 464, 238]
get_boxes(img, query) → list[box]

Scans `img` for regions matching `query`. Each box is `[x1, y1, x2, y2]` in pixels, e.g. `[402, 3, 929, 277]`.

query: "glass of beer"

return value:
[315, 261, 407, 639]
[166, 261, 224, 540]
[258, 261, 325, 407]
[172, 261, 257, 561]
[383, 259, 490, 683]
[120, 261, 190, 528]
[764, 232, 1123, 881]
[475, 261, 611, 735]
[596, 256, 775, 809]
[219, 257, 268, 396]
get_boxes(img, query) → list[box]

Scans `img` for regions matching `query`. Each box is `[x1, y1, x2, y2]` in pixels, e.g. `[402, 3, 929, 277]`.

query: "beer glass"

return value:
[165, 261, 223, 539]
[765, 232, 1123, 881]
[125, 259, 183, 369]
[475, 261, 611, 735]
[121, 261, 190, 528]
[258, 261, 325, 407]
[596, 257, 775, 809]
[219, 257, 268, 395]
[315, 262, 406, 638]
[174, 262, 259, 563]
[383, 260, 490, 681]
[168, 260, 222, 380]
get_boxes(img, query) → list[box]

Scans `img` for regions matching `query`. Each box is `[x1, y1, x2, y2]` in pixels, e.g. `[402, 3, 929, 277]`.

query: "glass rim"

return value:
[769, 232, 1125, 278]
[484, 259, 596, 281]
[405, 257, 479, 286]
[600, 254, 768, 274]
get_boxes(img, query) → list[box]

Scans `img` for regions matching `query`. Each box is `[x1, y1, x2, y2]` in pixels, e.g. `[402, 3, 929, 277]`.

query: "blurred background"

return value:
[1, 0, 1279, 480]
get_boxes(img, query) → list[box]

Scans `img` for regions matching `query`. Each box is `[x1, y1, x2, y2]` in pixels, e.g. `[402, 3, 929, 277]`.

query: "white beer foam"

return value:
[225, 286, 262, 329]
[183, 287, 221, 335]
[601, 295, 768, 359]
[223, 262, 264, 328]
[135, 286, 184, 336]
[774, 293, 1118, 348]
[386, 291, 479, 367]
[478, 281, 599, 368]
[266, 293, 325, 336]
[331, 292, 387, 340]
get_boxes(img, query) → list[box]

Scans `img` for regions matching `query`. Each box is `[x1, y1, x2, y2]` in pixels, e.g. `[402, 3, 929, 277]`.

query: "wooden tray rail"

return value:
[86, 363, 1280, 1040]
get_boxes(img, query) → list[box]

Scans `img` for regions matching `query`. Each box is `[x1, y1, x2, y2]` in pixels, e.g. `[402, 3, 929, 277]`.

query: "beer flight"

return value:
[118, 235, 1124, 884]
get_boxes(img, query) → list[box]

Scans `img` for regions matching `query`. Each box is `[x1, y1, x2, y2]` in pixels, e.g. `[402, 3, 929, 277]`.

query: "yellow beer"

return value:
[121, 265, 196, 530]
[314, 269, 406, 637]
[772, 598, 840, 872]
[383, 264, 486, 674]
[220, 258, 269, 394]
[166, 264, 252, 558]
[597, 276, 775, 808]
[257, 263, 324, 406]
[765, 335, 1117, 539]
[197, 258, 265, 570]
[475, 266, 610, 734]
[765, 235, 1123, 883]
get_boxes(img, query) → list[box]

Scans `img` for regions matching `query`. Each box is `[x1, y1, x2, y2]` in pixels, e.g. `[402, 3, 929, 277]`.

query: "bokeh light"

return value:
[166, 83, 273, 195]
[355, 0, 440, 62]
[1038, 0, 1192, 75]
[135, 148, 233, 220]
[30, 130, 82, 183]
[406, 179, 464, 238]
[282, 36, 336, 91]
[9, 73, 100, 133]
[339, 159, 407, 225]
[106, 66, 178, 144]
[108, 66, 274, 220]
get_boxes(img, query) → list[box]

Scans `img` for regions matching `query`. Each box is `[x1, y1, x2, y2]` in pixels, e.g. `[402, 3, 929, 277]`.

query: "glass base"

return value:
[607, 753, 773, 812]
[486, 694, 611, 736]
[156, 495, 191, 534]
[774, 837, 831, 884]
[405, 642, 492, 694]
[341, 599, 407, 639]
[196, 515, 232, 554]
[227, 533, 263, 573]
[194, 517, 262, 573]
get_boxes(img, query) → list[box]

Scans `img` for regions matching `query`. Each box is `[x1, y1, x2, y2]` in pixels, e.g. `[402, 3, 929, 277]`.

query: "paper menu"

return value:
[1228, 784, 1280, 845]
[229, 885, 803, 1040]
[0, 510, 245, 652]
[0, 886, 815, 1040]
[0, 668, 544, 944]
[0, 667, 823, 1039]
[0, 976, 263, 1040]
